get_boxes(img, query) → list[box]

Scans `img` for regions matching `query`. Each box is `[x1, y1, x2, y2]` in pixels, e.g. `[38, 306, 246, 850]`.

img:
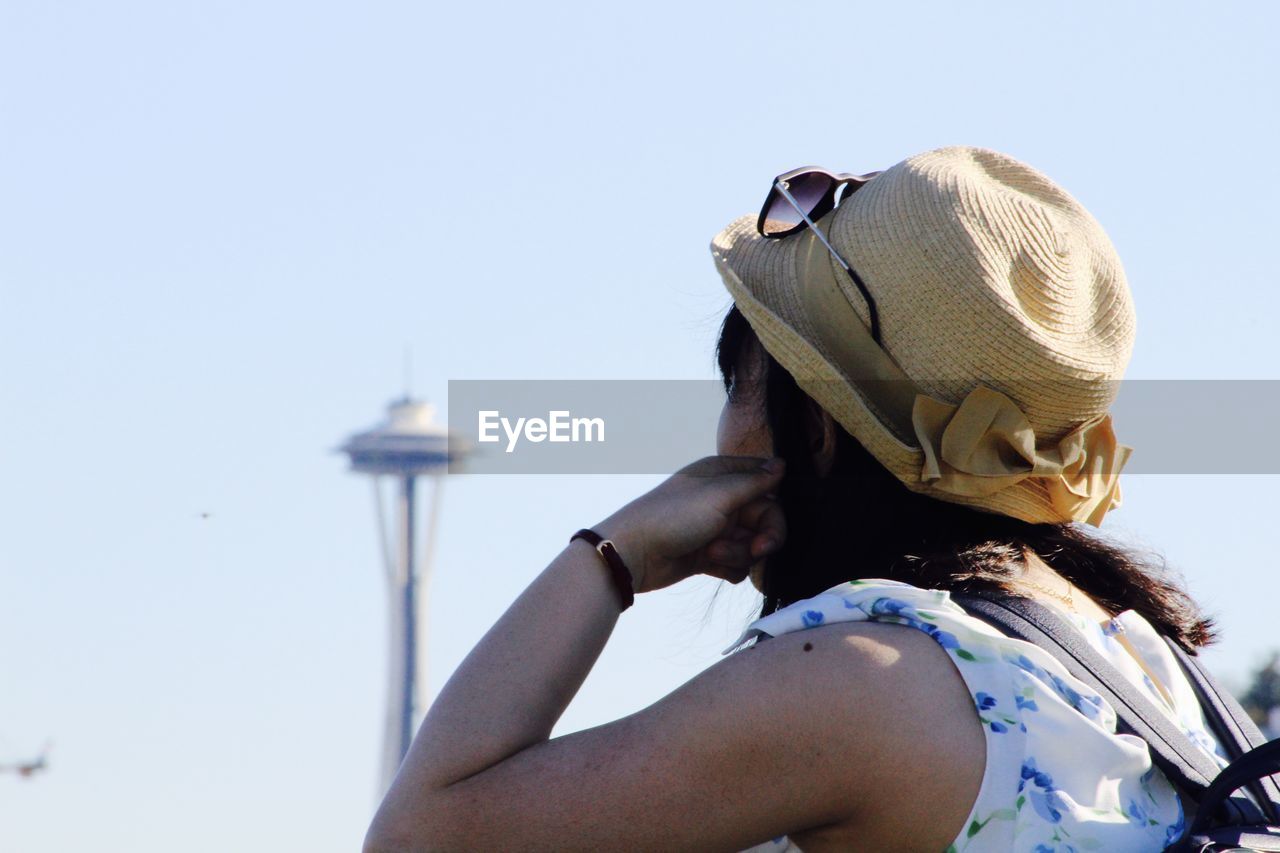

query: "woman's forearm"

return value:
[364, 458, 785, 850]
[382, 535, 629, 795]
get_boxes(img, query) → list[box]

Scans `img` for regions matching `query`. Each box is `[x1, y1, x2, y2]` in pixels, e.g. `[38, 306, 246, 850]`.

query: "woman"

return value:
[364, 146, 1227, 852]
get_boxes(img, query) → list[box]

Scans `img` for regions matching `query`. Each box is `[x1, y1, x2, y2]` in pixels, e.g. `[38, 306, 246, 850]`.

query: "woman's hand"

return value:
[593, 455, 787, 593]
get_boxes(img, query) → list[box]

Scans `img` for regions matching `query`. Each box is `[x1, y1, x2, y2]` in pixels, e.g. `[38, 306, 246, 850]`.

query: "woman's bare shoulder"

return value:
[728, 621, 986, 852]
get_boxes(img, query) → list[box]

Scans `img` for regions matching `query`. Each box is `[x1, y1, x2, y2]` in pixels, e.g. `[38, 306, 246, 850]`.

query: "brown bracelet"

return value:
[569, 528, 636, 611]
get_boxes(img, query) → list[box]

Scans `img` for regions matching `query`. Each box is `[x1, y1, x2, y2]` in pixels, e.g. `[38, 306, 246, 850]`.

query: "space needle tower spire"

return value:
[340, 395, 470, 794]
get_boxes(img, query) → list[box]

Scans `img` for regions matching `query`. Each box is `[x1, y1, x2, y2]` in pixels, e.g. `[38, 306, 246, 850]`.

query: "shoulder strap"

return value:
[1165, 639, 1280, 822]
[952, 591, 1274, 828]
[1180, 740, 1280, 847]
[951, 591, 1221, 790]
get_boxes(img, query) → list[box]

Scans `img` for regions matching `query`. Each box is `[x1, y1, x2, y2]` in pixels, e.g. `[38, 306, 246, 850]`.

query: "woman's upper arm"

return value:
[365, 621, 983, 853]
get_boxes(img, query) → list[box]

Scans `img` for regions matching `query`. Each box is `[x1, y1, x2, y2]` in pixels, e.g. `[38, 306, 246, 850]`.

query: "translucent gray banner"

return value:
[445, 380, 1280, 475]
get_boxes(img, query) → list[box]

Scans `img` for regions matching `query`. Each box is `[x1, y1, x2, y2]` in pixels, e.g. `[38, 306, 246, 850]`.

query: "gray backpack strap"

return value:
[951, 591, 1224, 791]
[1171, 740, 1280, 852]
[952, 590, 1280, 849]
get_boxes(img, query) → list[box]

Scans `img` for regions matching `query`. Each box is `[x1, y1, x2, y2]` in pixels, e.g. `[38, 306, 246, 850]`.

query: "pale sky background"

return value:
[2, 2, 1279, 851]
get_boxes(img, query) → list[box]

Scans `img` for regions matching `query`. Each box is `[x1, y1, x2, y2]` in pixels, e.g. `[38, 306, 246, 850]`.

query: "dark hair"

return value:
[716, 304, 1216, 650]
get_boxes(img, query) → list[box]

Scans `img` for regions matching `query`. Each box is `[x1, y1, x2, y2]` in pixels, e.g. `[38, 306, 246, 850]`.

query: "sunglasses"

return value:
[757, 166, 884, 344]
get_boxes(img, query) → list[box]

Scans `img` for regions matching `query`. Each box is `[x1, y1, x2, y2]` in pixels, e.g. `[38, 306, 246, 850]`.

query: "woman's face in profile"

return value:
[716, 334, 772, 459]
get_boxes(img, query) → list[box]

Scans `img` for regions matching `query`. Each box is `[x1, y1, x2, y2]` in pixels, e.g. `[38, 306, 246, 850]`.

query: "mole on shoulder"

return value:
[803, 642, 813, 652]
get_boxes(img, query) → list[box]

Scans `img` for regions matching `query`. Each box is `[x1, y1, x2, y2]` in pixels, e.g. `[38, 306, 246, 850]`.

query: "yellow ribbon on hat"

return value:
[911, 385, 1133, 527]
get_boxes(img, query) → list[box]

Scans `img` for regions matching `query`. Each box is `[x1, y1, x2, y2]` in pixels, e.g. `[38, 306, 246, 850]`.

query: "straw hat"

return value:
[710, 145, 1135, 526]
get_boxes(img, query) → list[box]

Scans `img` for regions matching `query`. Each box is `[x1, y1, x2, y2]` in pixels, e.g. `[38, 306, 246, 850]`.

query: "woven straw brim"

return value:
[711, 214, 1084, 526]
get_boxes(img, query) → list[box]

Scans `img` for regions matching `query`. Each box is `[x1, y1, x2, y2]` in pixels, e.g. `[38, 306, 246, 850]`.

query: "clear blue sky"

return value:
[2, 1, 1278, 850]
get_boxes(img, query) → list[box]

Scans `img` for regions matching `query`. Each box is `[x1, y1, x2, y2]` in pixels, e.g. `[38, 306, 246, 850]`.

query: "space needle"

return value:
[340, 396, 470, 794]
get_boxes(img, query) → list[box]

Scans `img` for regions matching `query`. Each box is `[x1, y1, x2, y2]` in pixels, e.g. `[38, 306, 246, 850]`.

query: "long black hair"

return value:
[716, 303, 1216, 650]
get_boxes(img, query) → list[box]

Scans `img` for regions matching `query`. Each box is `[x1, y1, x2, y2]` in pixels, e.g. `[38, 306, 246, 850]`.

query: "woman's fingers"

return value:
[702, 476, 787, 578]
[705, 514, 783, 567]
[706, 537, 754, 566]
[702, 560, 751, 584]
[699, 484, 786, 582]
[735, 496, 787, 557]
[682, 456, 785, 515]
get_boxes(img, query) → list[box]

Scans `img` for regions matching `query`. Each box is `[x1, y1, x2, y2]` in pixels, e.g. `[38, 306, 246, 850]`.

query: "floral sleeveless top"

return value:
[723, 579, 1231, 853]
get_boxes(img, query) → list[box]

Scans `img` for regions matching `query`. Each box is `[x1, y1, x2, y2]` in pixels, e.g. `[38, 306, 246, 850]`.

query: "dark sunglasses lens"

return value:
[761, 172, 836, 236]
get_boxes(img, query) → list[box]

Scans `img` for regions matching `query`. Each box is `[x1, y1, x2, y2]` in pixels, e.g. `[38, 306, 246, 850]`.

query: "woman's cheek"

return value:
[716, 398, 771, 458]
[716, 400, 735, 456]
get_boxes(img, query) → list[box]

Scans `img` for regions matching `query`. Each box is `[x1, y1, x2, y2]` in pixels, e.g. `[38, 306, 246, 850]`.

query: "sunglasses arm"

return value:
[773, 180, 883, 344]
[774, 181, 851, 275]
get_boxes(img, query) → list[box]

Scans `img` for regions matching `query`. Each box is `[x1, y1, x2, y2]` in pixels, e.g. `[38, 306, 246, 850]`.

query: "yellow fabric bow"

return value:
[910, 385, 1133, 527]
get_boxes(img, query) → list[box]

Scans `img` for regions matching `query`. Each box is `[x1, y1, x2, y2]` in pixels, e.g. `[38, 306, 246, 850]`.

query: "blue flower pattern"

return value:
[800, 609, 824, 628]
[725, 579, 1226, 853]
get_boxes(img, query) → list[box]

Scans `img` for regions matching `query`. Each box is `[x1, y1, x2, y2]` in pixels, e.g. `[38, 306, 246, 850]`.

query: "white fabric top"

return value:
[723, 579, 1229, 852]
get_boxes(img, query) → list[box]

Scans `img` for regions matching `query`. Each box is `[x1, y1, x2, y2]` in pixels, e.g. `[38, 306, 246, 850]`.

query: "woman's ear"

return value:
[803, 398, 839, 477]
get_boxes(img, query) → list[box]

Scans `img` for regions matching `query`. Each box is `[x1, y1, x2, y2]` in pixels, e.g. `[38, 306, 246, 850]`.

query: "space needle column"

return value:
[398, 472, 417, 764]
[340, 397, 469, 795]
